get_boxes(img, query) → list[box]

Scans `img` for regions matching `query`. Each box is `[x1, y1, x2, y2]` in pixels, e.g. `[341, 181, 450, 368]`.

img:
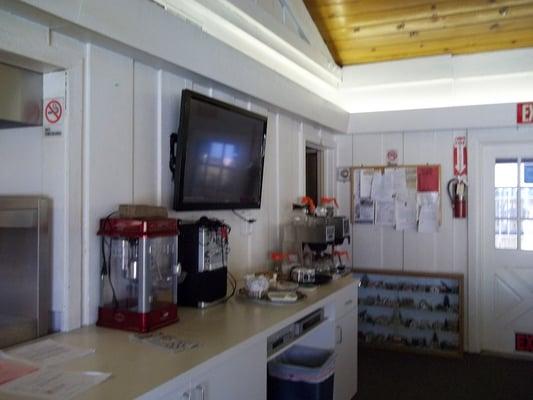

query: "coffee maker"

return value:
[97, 217, 180, 332]
[178, 217, 230, 308]
[294, 215, 351, 280]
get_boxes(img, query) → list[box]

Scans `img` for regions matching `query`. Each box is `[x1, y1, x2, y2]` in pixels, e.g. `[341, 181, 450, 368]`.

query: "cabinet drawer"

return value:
[335, 282, 357, 318]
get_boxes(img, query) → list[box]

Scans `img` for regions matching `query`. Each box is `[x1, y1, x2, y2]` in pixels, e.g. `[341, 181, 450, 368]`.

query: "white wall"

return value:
[339, 49, 533, 113]
[336, 130, 469, 346]
[83, 44, 338, 325]
[336, 131, 468, 274]
[14, 0, 348, 132]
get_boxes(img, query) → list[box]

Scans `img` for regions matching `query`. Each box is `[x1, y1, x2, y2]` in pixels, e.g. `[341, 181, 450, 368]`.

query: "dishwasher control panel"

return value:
[267, 308, 324, 357]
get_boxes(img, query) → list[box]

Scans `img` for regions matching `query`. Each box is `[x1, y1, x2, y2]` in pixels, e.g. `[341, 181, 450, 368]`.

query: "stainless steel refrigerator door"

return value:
[0, 197, 50, 348]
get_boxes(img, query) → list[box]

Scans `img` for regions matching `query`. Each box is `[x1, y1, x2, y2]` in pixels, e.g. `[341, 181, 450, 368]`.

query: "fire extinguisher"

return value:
[447, 177, 467, 218]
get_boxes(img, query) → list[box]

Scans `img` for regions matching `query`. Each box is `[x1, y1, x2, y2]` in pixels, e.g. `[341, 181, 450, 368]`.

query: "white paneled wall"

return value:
[337, 129, 469, 345]
[84, 45, 135, 324]
[82, 44, 337, 324]
[337, 131, 468, 275]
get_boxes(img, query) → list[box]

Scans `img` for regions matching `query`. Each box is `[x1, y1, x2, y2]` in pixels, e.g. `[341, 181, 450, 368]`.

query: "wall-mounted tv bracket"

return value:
[169, 133, 178, 180]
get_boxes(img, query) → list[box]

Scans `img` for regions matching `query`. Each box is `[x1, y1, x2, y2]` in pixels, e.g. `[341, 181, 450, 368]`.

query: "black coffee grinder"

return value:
[178, 217, 230, 308]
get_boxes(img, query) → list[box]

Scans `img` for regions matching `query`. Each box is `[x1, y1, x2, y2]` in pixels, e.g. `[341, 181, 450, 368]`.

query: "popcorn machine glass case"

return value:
[97, 217, 180, 332]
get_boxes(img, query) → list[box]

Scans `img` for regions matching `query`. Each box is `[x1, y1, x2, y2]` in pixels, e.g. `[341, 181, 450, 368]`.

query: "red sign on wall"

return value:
[517, 103, 533, 124]
[515, 332, 533, 352]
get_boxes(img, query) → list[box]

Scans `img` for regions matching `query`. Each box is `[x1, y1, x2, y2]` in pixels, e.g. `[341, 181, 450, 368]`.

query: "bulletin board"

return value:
[350, 164, 441, 233]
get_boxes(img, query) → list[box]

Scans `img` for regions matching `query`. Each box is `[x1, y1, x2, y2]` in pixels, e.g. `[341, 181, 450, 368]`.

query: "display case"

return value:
[354, 269, 463, 356]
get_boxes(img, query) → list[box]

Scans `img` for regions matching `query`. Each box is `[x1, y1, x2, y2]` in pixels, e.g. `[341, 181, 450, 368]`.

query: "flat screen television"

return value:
[170, 90, 268, 211]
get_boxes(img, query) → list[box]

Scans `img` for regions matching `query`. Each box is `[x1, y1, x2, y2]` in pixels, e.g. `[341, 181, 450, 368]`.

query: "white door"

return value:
[481, 143, 533, 355]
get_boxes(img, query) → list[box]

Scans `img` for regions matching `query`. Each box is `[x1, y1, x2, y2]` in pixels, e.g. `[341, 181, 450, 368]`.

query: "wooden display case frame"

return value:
[355, 268, 464, 357]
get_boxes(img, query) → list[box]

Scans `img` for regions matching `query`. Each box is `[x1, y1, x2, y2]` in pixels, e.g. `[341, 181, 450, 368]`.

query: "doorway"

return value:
[480, 142, 533, 355]
[305, 146, 323, 207]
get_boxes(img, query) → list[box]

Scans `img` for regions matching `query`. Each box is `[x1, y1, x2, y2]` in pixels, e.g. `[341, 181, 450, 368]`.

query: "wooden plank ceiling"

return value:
[303, 0, 533, 66]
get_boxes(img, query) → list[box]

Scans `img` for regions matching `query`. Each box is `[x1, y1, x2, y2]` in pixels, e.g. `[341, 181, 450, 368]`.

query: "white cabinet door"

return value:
[334, 311, 357, 400]
[191, 341, 267, 400]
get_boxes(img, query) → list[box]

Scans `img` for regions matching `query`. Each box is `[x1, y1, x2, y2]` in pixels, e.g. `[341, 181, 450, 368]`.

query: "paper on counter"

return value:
[0, 356, 38, 385]
[375, 201, 395, 226]
[0, 369, 110, 400]
[7, 339, 94, 367]
[130, 332, 199, 353]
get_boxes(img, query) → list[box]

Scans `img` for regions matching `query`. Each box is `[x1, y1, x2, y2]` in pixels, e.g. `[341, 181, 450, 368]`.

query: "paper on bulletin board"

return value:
[375, 201, 395, 226]
[417, 165, 439, 192]
[395, 190, 417, 231]
[392, 168, 408, 197]
[371, 169, 394, 201]
[417, 192, 440, 233]
[354, 198, 375, 223]
[353, 169, 376, 223]
[359, 169, 374, 198]
[405, 167, 417, 190]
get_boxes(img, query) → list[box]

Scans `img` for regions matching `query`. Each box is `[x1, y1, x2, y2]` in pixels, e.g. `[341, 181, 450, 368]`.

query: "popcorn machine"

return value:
[97, 217, 180, 332]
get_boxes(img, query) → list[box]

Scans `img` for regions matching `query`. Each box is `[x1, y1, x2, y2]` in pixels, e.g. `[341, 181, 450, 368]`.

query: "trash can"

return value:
[267, 345, 335, 400]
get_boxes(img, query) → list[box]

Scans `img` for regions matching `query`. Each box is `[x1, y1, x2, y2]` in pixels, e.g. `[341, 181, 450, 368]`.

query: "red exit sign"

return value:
[517, 103, 533, 123]
[515, 332, 533, 352]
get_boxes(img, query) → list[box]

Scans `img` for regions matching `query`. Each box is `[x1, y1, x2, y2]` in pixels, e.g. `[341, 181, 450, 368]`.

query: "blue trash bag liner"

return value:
[268, 345, 335, 384]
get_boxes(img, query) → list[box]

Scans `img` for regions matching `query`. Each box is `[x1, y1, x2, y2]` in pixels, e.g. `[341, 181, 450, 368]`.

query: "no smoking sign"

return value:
[43, 97, 64, 136]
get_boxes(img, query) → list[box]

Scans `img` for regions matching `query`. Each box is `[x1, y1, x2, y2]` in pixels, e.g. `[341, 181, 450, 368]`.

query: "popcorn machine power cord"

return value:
[100, 211, 119, 309]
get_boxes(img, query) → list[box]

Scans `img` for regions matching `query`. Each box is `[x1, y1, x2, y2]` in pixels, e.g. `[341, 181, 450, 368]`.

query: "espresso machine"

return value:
[178, 217, 230, 308]
[97, 217, 180, 332]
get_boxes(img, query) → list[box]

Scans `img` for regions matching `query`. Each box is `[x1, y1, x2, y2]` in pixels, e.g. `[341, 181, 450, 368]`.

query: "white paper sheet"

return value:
[405, 167, 418, 190]
[354, 198, 375, 223]
[0, 354, 38, 385]
[417, 192, 440, 233]
[371, 170, 395, 201]
[0, 369, 110, 400]
[359, 169, 374, 198]
[395, 191, 418, 231]
[392, 168, 408, 197]
[130, 332, 199, 353]
[7, 339, 94, 367]
[375, 201, 395, 226]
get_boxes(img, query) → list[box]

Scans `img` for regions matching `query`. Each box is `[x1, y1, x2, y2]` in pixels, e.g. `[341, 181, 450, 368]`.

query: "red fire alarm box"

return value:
[515, 332, 533, 352]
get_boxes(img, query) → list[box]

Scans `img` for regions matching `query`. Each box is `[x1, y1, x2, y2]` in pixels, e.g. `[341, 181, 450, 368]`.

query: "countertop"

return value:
[1, 275, 357, 400]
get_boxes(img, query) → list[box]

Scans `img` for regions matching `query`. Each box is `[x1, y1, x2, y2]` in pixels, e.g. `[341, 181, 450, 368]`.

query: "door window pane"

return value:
[495, 219, 517, 249]
[495, 188, 517, 218]
[521, 220, 533, 251]
[495, 160, 518, 187]
[521, 188, 533, 219]
[520, 159, 533, 188]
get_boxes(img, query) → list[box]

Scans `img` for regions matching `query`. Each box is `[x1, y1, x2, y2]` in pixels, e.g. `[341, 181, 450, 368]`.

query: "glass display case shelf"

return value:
[359, 303, 459, 316]
[355, 268, 464, 356]
[359, 319, 459, 334]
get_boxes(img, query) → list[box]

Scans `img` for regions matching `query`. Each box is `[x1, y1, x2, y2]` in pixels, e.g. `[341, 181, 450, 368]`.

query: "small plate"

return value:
[269, 280, 298, 292]
[267, 291, 298, 303]
[237, 288, 306, 305]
